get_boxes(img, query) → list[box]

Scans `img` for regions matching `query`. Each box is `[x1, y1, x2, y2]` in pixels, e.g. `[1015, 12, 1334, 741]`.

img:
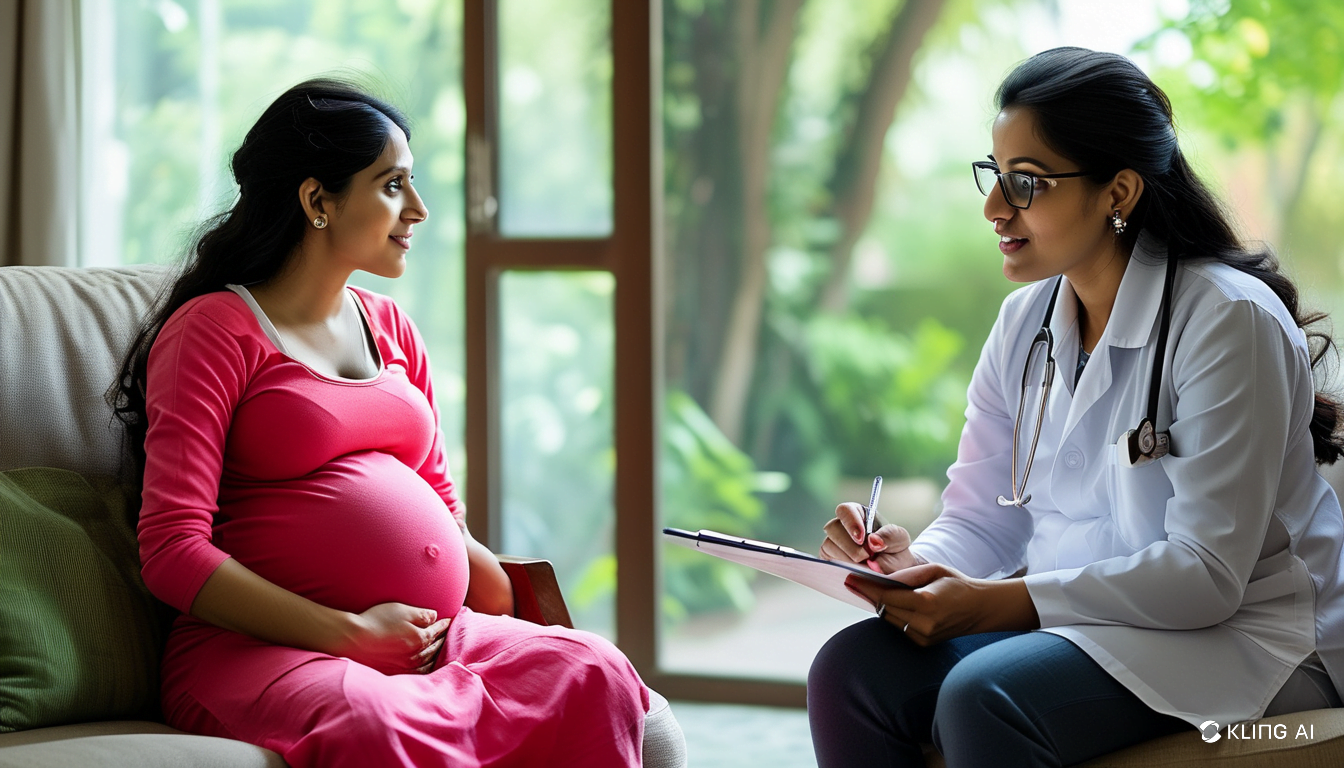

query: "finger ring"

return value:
[876, 603, 886, 619]
[902, 623, 910, 633]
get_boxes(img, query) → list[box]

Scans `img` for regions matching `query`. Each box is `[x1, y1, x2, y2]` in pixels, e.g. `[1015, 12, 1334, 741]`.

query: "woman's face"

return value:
[984, 106, 1116, 284]
[324, 126, 427, 279]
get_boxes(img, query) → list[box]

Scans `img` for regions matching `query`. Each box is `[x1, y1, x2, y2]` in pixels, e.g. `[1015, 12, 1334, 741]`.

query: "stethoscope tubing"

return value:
[998, 280, 1061, 507]
[999, 254, 1178, 506]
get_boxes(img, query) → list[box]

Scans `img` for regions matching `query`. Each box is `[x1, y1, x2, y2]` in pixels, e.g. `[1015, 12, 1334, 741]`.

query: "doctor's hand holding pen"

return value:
[819, 476, 1039, 647]
[819, 503, 927, 574]
[819, 476, 927, 575]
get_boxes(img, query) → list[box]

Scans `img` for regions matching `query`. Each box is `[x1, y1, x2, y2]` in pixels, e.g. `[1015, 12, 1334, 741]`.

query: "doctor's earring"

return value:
[1111, 209, 1127, 236]
[313, 215, 328, 229]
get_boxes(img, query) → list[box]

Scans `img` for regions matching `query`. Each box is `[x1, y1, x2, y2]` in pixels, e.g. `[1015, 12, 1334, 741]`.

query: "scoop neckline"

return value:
[225, 284, 388, 386]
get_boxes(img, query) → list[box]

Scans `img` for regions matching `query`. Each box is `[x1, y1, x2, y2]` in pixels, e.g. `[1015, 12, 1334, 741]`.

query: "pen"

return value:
[864, 475, 883, 537]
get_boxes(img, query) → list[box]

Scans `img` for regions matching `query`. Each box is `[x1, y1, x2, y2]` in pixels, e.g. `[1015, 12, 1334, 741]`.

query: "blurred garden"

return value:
[93, 0, 1344, 676]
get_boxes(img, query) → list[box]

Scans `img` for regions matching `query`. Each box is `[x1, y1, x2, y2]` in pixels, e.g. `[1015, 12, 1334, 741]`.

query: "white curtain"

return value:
[0, 0, 80, 268]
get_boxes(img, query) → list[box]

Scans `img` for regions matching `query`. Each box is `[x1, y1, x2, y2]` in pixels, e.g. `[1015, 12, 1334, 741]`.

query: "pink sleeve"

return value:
[138, 309, 254, 613]
[390, 301, 466, 527]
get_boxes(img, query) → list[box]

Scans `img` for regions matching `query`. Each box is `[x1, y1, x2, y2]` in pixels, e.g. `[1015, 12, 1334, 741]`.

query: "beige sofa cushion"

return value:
[0, 265, 171, 479]
[0, 721, 285, 767]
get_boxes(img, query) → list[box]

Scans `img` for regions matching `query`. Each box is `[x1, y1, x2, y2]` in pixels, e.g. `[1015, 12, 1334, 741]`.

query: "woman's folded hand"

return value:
[336, 602, 452, 675]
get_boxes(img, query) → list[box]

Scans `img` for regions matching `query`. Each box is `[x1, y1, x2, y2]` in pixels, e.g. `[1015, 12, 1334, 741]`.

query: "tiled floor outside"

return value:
[671, 700, 816, 768]
[662, 573, 872, 681]
[660, 578, 878, 767]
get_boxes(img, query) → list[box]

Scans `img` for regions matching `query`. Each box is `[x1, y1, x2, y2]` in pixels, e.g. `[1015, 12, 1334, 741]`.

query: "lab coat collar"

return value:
[1103, 230, 1168, 350]
[1053, 230, 1167, 441]
[1046, 274, 1081, 396]
[1046, 231, 1167, 354]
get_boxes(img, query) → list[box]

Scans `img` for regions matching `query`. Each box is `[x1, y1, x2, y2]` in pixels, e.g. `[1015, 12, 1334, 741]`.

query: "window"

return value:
[89, 0, 1344, 712]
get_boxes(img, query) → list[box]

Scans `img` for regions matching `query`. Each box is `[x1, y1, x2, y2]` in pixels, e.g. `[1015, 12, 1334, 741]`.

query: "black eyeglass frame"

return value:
[972, 159, 1093, 210]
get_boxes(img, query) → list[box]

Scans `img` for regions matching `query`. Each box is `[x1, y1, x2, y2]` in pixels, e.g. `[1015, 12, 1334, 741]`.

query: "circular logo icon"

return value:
[1199, 720, 1222, 743]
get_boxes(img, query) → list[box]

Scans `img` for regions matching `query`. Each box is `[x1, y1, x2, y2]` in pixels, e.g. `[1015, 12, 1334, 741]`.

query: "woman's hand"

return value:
[844, 563, 1039, 647]
[820, 502, 926, 574]
[336, 602, 452, 675]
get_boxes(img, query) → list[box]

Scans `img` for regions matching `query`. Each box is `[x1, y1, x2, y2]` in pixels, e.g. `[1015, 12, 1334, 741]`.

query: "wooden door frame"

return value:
[464, 0, 805, 708]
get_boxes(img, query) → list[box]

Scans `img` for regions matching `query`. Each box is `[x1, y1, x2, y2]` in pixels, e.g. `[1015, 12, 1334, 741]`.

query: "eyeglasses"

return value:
[972, 158, 1092, 210]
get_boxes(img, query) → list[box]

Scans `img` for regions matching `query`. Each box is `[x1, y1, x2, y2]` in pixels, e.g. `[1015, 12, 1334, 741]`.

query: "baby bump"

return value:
[216, 453, 470, 618]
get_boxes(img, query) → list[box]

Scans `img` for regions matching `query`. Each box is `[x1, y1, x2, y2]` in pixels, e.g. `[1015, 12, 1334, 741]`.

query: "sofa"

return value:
[0, 265, 684, 767]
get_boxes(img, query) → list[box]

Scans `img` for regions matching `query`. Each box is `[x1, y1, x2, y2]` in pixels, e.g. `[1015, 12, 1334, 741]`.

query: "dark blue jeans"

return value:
[807, 621, 1189, 768]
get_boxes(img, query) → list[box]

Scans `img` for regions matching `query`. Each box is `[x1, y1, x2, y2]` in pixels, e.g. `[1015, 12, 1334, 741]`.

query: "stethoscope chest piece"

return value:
[1118, 417, 1170, 468]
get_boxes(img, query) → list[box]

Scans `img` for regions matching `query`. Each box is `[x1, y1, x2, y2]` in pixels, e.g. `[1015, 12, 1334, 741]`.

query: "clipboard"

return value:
[663, 527, 912, 614]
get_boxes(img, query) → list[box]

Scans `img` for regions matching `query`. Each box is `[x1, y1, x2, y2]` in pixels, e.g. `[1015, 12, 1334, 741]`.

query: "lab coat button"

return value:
[1064, 451, 1084, 469]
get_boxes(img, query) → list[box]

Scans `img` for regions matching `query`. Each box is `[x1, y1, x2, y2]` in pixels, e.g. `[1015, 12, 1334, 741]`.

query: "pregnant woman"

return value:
[111, 79, 674, 768]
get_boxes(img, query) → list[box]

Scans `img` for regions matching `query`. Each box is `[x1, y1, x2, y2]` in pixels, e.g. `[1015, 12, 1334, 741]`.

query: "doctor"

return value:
[808, 47, 1344, 768]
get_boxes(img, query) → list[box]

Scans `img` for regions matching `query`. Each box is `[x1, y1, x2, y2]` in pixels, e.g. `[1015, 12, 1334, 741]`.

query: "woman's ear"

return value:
[297, 178, 327, 224]
[1108, 169, 1144, 220]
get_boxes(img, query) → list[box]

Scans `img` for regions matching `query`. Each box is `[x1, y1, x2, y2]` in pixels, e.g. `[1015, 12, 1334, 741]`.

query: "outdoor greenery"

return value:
[98, 0, 1344, 645]
[661, 391, 770, 621]
[1141, 0, 1344, 316]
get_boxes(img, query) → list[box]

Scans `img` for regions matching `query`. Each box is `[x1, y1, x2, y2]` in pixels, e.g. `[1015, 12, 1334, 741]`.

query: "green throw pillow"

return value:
[0, 467, 169, 733]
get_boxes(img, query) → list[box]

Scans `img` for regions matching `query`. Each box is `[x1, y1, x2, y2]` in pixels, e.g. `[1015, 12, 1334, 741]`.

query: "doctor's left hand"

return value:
[844, 563, 1039, 647]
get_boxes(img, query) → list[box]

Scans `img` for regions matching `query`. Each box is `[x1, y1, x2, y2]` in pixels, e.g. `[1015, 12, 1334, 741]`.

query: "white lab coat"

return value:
[908, 230, 1344, 727]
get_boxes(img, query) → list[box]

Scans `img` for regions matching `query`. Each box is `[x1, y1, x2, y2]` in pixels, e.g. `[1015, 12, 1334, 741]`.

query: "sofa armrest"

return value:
[496, 555, 574, 629]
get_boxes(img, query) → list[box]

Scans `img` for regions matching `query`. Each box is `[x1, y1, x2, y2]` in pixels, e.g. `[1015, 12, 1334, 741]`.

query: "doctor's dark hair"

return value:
[108, 77, 411, 477]
[996, 47, 1344, 465]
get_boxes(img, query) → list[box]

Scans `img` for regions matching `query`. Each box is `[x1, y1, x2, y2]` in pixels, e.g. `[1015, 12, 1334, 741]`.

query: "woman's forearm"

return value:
[463, 533, 515, 617]
[189, 557, 361, 655]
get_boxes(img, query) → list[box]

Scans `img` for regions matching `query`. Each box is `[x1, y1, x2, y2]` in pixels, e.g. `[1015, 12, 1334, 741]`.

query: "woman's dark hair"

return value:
[997, 47, 1343, 464]
[108, 78, 411, 477]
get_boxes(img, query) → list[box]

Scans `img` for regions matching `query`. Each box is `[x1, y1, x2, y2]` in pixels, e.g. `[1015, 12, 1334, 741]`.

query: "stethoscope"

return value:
[997, 252, 1179, 507]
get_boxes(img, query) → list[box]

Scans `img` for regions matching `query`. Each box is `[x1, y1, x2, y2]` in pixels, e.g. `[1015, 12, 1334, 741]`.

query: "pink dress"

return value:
[137, 287, 648, 768]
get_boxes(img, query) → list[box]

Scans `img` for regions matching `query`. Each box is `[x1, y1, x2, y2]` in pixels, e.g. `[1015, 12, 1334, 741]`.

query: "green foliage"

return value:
[1140, 0, 1344, 144]
[496, 272, 618, 633]
[556, 389, 773, 626]
[802, 314, 967, 481]
[496, 0, 612, 235]
[1136, 0, 1344, 330]
[660, 391, 770, 621]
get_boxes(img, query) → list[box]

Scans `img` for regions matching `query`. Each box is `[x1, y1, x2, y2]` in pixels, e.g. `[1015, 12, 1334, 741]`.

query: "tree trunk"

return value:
[816, 0, 947, 314]
[663, 2, 748, 410]
[705, 0, 804, 444]
[666, 0, 949, 447]
[1271, 101, 1323, 246]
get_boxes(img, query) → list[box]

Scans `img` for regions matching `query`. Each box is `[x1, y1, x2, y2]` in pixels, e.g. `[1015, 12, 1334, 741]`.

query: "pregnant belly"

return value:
[215, 452, 470, 618]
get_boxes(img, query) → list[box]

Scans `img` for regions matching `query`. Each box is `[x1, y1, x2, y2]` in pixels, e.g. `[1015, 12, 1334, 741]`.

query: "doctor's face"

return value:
[983, 106, 1117, 284]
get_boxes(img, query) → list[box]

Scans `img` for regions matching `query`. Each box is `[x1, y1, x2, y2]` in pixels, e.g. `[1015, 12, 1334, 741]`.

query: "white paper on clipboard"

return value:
[662, 527, 913, 613]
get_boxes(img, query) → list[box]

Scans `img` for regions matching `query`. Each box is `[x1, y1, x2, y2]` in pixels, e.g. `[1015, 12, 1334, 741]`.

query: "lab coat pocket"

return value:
[1106, 442, 1172, 550]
